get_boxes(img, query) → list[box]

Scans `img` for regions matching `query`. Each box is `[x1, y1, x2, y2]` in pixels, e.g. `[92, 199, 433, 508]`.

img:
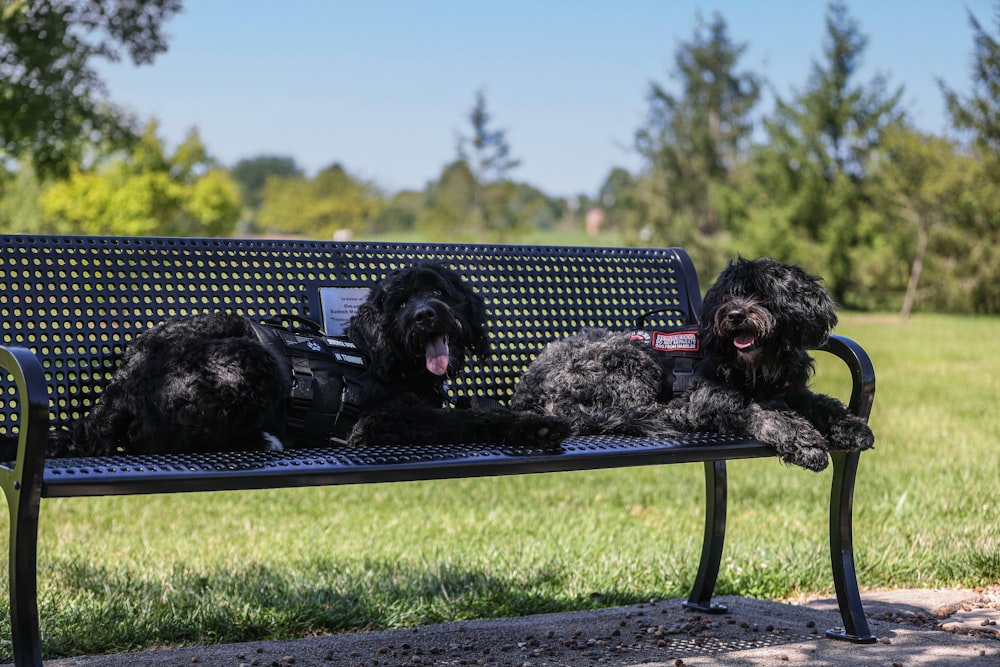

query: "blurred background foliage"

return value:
[4, 1, 1000, 315]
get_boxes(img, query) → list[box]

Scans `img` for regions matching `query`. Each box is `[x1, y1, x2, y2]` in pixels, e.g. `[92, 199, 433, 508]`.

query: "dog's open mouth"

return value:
[425, 335, 450, 375]
[733, 333, 756, 350]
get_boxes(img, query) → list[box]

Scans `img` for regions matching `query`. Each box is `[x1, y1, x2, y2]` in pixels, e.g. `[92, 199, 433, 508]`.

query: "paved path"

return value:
[10, 588, 999, 666]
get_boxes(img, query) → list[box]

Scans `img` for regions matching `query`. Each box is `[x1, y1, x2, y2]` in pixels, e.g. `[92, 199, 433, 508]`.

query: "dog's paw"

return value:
[505, 413, 571, 450]
[828, 416, 875, 451]
[751, 409, 831, 472]
[780, 446, 830, 472]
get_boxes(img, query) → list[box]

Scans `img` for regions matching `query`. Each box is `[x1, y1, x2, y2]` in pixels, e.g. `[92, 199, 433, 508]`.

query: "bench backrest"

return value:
[0, 235, 702, 447]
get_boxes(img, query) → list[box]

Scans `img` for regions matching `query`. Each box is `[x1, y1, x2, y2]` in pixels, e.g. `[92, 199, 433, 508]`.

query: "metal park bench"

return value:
[0, 234, 877, 665]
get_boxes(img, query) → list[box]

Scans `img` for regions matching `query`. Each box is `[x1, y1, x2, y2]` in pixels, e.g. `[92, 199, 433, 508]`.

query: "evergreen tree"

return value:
[936, 2, 1000, 313]
[455, 90, 522, 240]
[457, 90, 520, 187]
[750, 1, 903, 306]
[940, 3, 1000, 158]
[633, 13, 760, 274]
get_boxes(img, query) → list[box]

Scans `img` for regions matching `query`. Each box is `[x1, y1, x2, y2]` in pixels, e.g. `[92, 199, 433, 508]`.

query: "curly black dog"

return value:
[510, 327, 683, 439]
[54, 262, 567, 456]
[511, 257, 874, 471]
[672, 257, 874, 471]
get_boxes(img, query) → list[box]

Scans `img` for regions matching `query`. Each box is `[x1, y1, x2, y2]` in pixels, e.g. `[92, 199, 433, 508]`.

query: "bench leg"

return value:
[683, 460, 727, 614]
[825, 450, 876, 643]
[4, 485, 44, 666]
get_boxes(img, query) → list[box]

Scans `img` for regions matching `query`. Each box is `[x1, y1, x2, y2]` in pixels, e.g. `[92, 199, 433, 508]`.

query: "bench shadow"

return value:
[13, 556, 678, 661]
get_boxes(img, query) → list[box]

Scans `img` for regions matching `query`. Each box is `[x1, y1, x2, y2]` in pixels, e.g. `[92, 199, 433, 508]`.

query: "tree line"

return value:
[3, 1, 1000, 315]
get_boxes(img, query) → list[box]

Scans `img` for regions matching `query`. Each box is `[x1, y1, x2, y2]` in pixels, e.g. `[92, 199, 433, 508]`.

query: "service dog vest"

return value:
[627, 310, 704, 397]
[250, 318, 366, 446]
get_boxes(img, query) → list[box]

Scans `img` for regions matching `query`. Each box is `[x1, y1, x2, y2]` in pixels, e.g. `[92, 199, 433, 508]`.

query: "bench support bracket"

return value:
[1, 347, 48, 667]
[825, 450, 876, 643]
[683, 460, 728, 614]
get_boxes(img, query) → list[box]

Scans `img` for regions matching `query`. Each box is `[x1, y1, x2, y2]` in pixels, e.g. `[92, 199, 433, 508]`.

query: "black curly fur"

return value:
[511, 257, 875, 471]
[510, 328, 682, 438]
[671, 257, 874, 471]
[343, 262, 568, 449]
[346, 261, 489, 406]
[51, 262, 568, 457]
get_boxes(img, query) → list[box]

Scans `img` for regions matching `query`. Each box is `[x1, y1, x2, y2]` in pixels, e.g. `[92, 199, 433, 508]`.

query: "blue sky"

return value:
[98, 1, 992, 198]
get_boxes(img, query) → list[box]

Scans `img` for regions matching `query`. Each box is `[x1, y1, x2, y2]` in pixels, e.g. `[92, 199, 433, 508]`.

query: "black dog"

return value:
[53, 262, 567, 456]
[510, 327, 682, 439]
[511, 257, 874, 471]
[670, 257, 875, 471]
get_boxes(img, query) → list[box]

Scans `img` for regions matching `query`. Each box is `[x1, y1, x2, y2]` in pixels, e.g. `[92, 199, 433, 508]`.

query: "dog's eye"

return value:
[431, 290, 442, 297]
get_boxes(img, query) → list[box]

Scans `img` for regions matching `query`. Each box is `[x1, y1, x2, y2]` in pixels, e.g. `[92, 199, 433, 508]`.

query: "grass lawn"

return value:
[1, 312, 998, 659]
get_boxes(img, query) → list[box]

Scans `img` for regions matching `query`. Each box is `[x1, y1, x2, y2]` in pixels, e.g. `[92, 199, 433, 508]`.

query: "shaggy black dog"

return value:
[511, 257, 874, 471]
[672, 257, 875, 471]
[510, 327, 682, 439]
[53, 262, 567, 456]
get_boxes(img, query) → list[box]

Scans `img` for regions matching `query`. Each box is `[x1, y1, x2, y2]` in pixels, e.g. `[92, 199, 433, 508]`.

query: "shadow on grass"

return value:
[3, 555, 682, 661]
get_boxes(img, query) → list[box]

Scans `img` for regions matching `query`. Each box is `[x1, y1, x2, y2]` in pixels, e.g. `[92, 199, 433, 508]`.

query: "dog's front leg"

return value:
[346, 403, 569, 449]
[746, 405, 831, 472]
[784, 387, 874, 453]
[672, 381, 750, 433]
[678, 382, 830, 471]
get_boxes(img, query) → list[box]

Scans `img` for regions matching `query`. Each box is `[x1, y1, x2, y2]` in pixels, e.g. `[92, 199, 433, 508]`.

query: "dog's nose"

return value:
[726, 310, 747, 325]
[413, 306, 437, 325]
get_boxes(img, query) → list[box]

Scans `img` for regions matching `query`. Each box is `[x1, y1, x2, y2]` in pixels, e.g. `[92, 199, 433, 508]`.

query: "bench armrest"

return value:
[818, 335, 876, 421]
[0, 346, 50, 490]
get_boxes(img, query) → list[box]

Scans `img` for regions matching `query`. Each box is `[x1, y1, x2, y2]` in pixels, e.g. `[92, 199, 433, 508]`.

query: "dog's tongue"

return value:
[425, 335, 450, 376]
[734, 334, 756, 350]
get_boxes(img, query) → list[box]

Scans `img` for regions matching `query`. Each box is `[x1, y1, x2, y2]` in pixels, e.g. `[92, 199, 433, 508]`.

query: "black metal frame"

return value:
[0, 235, 876, 665]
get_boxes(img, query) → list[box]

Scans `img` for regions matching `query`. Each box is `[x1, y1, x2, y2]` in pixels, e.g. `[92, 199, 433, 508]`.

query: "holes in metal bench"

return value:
[0, 237, 693, 433]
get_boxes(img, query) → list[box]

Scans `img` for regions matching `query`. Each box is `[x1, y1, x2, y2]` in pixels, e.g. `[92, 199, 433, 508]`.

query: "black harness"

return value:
[248, 311, 704, 446]
[628, 310, 704, 399]
[250, 318, 367, 446]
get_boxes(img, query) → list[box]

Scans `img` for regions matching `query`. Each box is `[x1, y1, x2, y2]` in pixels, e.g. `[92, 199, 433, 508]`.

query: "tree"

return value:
[940, 3, 1000, 158]
[597, 167, 646, 237]
[257, 163, 383, 239]
[0, 161, 46, 232]
[633, 13, 761, 274]
[40, 120, 241, 236]
[934, 1, 1000, 313]
[229, 154, 303, 233]
[371, 189, 424, 235]
[457, 90, 520, 187]
[414, 160, 477, 240]
[749, 1, 903, 306]
[879, 126, 982, 317]
[455, 90, 522, 239]
[230, 155, 302, 210]
[0, 0, 182, 177]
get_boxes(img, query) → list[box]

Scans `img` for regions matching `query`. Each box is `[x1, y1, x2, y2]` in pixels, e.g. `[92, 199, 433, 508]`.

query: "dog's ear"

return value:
[467, 290, 491, 359]
[697, 257, 740, 342]
[346, 282, 394, 373]
[439, 266, 491, 359]
[784, 264, 839, 349]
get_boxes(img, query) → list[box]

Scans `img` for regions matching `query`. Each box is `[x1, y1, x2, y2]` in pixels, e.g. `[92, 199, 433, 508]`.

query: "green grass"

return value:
[2, 313, 999, 660]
